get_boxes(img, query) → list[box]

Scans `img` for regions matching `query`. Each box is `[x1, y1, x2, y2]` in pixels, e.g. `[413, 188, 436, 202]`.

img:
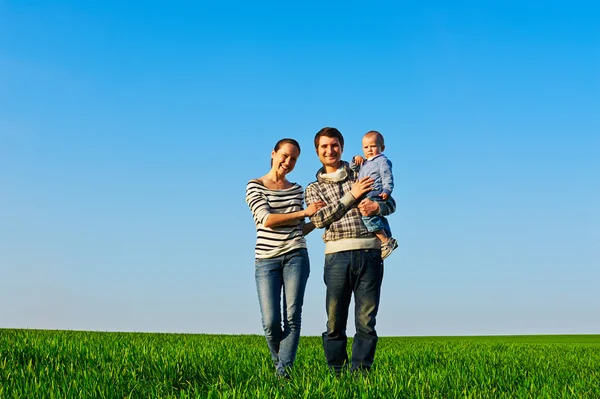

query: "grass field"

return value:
[1, 329, 599, 398]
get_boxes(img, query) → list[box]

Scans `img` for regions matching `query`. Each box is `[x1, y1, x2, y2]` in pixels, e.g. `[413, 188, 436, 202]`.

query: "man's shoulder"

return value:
[305, 180, 322, 191]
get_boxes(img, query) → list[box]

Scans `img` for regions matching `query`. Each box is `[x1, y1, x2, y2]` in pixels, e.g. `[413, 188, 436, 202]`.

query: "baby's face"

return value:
[362, 135, 383, 159]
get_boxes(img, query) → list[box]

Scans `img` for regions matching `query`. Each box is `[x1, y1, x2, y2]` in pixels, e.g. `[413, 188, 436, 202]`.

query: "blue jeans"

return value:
[361, 196, 392, 237]
[322, 249, 383, 372]
[255, 248, 310, 375]
[361, 214, 391, 237]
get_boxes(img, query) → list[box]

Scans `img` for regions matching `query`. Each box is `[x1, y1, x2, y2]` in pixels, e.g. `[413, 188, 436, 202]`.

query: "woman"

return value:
[245, 138, 325, 378]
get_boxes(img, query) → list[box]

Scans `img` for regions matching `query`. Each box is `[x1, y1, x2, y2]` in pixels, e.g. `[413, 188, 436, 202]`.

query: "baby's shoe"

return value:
[381, 237, 398, 260]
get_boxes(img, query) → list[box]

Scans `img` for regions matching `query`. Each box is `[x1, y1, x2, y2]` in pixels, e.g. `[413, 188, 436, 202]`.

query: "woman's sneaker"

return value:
[381, 237, 398, 259]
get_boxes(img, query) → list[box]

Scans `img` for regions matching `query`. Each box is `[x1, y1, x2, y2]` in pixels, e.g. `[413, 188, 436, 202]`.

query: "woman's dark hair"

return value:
[271, 138, 301, 166]
[274, 138, 301, 153]
[314, 127, 344, 149]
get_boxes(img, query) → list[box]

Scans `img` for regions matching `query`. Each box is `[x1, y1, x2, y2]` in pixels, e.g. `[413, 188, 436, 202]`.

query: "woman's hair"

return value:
[271, 138, 301, 166]
[274, 138, 301, 154]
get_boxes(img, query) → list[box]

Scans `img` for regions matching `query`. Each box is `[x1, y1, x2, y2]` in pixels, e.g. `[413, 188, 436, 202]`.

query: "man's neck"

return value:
[323, 162, 342, 174]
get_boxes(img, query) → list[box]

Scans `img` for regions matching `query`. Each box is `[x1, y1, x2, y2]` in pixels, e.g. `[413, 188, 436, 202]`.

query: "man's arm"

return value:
[305, 178, 374, 229]
[358, 195, 396, 217]
[379, 195, 396, 216]
[305, 183, 355, 229]
[301, 221, 316, 236]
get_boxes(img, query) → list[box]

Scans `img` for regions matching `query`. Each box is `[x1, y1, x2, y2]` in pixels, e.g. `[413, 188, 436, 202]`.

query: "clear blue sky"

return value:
[1, 1, 598, 336]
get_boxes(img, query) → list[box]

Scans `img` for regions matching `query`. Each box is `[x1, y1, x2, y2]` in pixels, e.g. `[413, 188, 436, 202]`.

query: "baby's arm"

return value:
[350, 155, 364, 172]
[379, 157, 394, 199]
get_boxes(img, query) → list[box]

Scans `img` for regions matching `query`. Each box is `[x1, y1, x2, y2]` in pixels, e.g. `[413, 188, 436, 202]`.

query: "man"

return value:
[305, 127, 396, 374]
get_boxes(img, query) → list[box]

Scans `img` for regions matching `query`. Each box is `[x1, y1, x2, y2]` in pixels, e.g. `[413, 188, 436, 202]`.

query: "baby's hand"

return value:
[353, 156, 364, 166]
[379, 192, 389, 200]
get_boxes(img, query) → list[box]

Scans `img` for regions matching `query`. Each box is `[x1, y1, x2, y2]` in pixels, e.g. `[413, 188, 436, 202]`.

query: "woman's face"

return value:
[271, 143, 300, 176]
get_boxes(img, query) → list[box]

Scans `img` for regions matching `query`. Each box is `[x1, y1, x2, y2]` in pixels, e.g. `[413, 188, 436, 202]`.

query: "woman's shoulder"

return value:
[247, 178, 265, 186]
[248, 178, 302, 192]
[246, 179, 266, 196]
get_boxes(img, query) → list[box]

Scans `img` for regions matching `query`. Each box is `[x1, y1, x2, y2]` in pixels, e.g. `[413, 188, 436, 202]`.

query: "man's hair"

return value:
[271, 138, 300, 166]
[314, 127, 344, 149]
[364, 130, 384, 147]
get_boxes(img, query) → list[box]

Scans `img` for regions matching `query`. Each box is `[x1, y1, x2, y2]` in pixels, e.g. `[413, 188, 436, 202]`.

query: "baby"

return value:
[351, 130, 398, 259]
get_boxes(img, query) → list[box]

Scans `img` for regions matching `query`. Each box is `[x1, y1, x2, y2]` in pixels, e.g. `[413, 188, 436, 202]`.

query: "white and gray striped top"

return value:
[245, 180, 307, 259]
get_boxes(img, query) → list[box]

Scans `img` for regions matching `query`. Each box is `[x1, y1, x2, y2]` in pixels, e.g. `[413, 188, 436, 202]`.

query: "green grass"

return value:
[1, 329, 599, 398]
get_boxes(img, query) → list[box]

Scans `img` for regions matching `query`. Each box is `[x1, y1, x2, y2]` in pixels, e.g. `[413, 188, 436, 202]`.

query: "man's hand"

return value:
[358, 198, 380, 217]
[350, 177, 373, 200]
[379, 192, 389, 200]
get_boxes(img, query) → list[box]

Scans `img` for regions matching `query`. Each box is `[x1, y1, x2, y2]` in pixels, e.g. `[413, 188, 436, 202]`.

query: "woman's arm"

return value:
[263, 210, 307, 228]
[264, 201, 326, 228]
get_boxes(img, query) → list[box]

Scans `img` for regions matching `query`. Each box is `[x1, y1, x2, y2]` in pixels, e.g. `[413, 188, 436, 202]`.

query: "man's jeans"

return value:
[255, 248, 310, 376]
[322, 249, 383, 372]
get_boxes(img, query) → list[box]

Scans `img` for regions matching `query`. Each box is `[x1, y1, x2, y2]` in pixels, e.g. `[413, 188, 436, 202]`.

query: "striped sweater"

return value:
[245, 180, 307, 259]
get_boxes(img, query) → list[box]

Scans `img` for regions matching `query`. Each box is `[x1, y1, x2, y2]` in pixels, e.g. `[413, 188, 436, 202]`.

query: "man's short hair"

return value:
[314, 127, 344, 150]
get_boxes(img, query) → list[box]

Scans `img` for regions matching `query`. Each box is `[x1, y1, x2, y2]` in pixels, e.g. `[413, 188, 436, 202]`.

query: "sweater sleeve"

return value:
[379, 157, 394, 196]
[245, 182, 270, 225]
[379, 196, 396, 217]
[349, 157, 361, 173]
[305, 182, 355, 229]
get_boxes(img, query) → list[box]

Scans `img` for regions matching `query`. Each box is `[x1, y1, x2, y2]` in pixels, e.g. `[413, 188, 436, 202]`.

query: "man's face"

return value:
[316, 136, 342, 169]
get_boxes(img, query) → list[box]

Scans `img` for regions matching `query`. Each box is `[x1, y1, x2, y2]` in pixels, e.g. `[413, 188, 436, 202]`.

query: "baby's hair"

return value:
[364, 130, 384, 147]
[271, 138, 300, 166]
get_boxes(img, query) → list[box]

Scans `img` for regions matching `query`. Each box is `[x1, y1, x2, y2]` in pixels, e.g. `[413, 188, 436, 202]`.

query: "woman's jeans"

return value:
[255, 248, 310, 375]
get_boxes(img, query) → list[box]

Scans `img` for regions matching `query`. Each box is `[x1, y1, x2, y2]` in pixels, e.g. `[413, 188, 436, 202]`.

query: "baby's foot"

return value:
[381, 237, 398, 259]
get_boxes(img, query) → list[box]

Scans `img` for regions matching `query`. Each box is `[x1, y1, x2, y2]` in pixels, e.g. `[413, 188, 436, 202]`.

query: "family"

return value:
[245, 127, 397, 378]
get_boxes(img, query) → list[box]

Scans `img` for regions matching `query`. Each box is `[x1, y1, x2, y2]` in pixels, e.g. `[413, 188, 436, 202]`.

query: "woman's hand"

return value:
[304, 201, 326, 217]
[350, 177, 374, 200]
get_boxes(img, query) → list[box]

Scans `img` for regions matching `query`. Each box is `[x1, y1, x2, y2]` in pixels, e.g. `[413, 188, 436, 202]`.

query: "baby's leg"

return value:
[374, 229, 389, 243]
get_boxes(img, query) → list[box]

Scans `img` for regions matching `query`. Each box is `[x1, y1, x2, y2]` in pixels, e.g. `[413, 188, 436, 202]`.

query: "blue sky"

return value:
[1, 1, 598, 336]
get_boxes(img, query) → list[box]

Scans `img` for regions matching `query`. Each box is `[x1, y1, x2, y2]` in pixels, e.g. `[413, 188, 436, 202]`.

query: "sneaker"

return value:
[381, 237, 398, 259]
